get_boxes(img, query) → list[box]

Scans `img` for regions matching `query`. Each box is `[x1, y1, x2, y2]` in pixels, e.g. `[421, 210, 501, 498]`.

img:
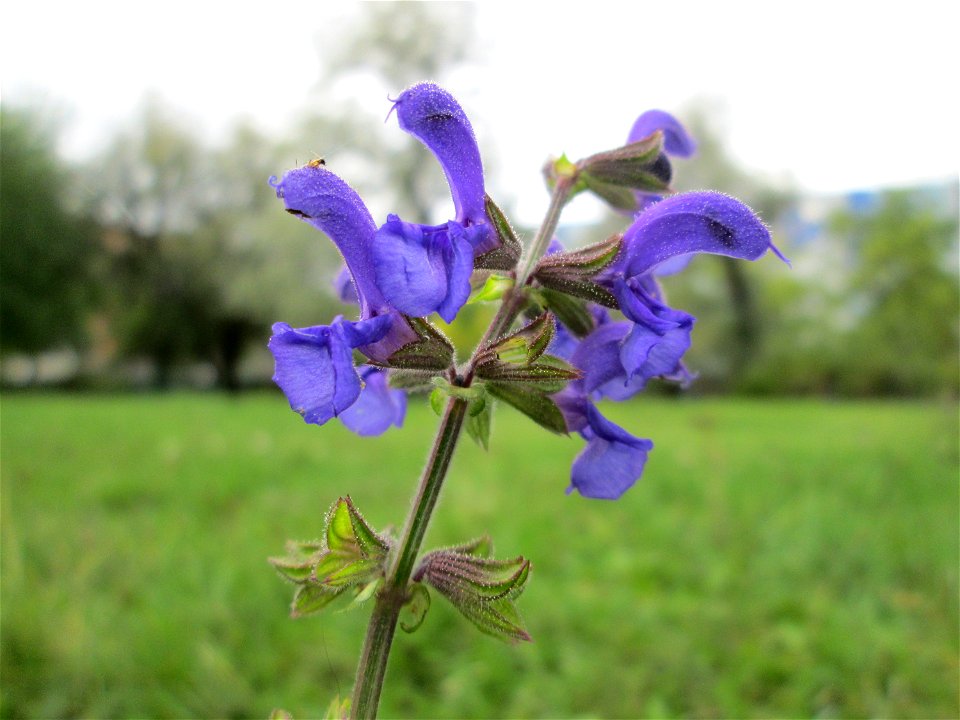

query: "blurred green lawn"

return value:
[1, 394, 957, 719]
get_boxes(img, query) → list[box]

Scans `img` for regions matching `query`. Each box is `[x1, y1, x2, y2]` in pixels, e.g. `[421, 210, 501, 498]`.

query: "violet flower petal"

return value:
[268, 316, 392, 426]
[628, 109, 697, 158]
[333, 265, 359, 305]
[611, 191, 787, 280]
[615, 277, 695, 384]
[339, 367, 407, 436]
[391, 82, 486, 225]
[569, 404, 653, 499]
[570, 321, 644, 401]
[373, 215, 473, 323]
[271, 165, 386, 318]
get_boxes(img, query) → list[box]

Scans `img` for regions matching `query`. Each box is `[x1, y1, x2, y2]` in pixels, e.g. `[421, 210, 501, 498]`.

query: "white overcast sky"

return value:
[2, 0, 958, 225]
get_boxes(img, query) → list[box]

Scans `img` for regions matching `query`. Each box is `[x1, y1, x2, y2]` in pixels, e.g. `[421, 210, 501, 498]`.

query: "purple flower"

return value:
[557, 192, 782, 399]
[628, 109, 697, 158]
[373, 83, 494, 322]
[269, 166, 417, 428]
[608, 191, 788, 281]
[268, 316, 392, 426]
[339, 366, 407, 436]
[555, 386, 653, 500]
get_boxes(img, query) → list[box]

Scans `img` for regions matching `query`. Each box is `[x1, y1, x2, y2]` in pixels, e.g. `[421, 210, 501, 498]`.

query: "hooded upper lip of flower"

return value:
[390, 82, 488, 229]
[628, 109, 697, 158]
[271, 165, 388, 320]
[372, 83, 496, 323]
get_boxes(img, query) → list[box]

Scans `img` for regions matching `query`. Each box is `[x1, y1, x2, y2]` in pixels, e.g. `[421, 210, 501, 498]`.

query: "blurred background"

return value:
[2, 2, 957, 718]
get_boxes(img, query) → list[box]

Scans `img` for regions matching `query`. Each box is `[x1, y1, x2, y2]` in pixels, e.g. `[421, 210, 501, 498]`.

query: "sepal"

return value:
[474, 195, 522, 271]
[269, 497, 391, 618]
[414, 545, 532, 643]
[576, 132, 672, 211]
[476, 312, 555, 366]
[476, 354, 579, 393]
[485, 381, 568, 435]
[532, 236, 622, 308]
[532, 288, 597, 338]
[381, 317, 455, 371]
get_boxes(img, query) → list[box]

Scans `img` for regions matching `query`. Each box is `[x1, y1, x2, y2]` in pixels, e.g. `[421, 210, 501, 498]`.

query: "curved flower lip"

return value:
[611, 191, 789, 280]
[268, 315, 393, 426]
[568, 401, 654, 500]
[271, 165, 386, 317]
[373, 215, 474, 323]
[628, 109, 697, 158]
[338, 366, 407, 436]
[390, 82, 487, 226]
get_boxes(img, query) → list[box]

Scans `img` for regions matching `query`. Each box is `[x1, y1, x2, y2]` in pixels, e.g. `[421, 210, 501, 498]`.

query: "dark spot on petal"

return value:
[706, 218, 735, 247]
[286, 209, 309, 218]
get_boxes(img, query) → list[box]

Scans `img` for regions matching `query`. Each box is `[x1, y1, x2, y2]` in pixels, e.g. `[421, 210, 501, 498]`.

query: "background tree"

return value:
[830, 189, 959, 395]
[1, 106, 96, 356]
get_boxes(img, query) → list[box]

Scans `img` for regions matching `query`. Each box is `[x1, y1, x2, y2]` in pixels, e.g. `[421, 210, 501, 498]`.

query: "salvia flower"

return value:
[268, 166, 417, 431]
[554, 383, 653, 499]
[575, 191, 788, 396]
[628, 109, 697, 158]
[373, 83, 494, 322]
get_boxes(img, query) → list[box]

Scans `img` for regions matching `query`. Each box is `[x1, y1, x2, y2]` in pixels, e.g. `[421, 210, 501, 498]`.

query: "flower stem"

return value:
[349, 175, 575, 719]
[516, 174, 576, 287]
[350, 397, 468, 719]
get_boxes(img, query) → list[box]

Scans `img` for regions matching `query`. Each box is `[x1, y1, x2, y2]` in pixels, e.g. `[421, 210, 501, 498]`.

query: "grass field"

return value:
[1, 393, 958, 719]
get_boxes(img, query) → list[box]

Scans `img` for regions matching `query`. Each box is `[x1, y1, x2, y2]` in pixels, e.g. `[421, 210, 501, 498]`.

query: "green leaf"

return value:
[468, 274, 514, 304]
[479, 312, 555, 366]
[291, 584, 342, 618]
[474, 195, 522, 271]
[486, 381, 568, 435]
[400, 583, 431, 633]
[465, 394, 492, 450]
[270, 709, 294, 720]
[535, 288, 596, 337]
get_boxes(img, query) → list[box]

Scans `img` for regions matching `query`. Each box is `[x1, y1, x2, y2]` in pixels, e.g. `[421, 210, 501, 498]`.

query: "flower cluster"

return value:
[268, 83, 785, 500]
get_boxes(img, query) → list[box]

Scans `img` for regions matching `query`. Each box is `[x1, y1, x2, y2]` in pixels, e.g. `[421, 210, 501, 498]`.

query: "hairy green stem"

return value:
[351, 396, 468, 718]
[349, 175, 576, 719]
